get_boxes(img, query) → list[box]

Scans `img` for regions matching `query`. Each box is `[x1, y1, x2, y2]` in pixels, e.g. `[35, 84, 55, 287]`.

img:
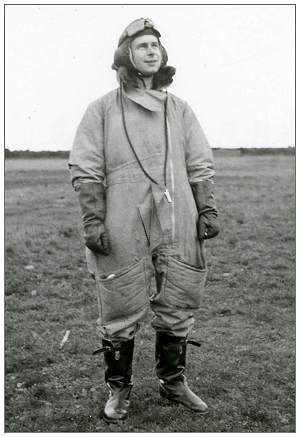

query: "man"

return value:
[69, 18, 219, 422]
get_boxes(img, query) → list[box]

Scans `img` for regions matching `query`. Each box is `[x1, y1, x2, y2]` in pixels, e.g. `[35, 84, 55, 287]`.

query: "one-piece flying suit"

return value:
[69, 85, 215, 343]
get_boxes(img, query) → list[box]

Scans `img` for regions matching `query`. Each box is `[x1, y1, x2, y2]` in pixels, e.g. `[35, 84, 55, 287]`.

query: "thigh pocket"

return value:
[95, 258, 149, 325]
[164, 256, 207, 309]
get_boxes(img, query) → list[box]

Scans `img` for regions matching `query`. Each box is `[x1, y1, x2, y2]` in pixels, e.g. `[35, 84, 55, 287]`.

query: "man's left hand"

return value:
[198, 214, 220, 240]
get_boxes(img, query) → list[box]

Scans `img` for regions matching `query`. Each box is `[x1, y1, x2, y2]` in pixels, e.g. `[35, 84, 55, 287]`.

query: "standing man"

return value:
[69, 18, 219, 422]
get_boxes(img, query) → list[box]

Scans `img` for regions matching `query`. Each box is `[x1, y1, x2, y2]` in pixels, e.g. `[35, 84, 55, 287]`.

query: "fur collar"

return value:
[117, 65, 176, 90]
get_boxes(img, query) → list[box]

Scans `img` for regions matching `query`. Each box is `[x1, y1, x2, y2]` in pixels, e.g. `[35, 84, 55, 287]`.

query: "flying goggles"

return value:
[118, 18, 161, 46]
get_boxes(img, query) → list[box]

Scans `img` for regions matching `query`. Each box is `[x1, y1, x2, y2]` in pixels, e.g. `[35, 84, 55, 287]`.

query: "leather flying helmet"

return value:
[112, 18, 176, 89]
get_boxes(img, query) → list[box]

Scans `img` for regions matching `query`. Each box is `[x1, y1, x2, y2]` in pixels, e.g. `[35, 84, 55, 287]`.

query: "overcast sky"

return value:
[5, 4, 295, 150]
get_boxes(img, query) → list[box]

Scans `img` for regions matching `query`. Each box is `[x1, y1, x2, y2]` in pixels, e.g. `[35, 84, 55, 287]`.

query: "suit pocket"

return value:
[163, 256, 207, 309]
[95, 258, 149, 325]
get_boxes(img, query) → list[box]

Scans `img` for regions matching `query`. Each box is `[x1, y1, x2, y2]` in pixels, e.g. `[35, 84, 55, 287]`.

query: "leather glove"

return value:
[84, 223, 110, 255]
[77, 182, 110, 255]
[198, 214, 219, 240]
[191, 180, 220, 241]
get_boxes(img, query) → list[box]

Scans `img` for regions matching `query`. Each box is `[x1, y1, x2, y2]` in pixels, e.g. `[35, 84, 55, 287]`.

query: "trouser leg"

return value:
[150, 252, 200, 337]
[150, 252, 208, 412]
[91, 257, 152, 421]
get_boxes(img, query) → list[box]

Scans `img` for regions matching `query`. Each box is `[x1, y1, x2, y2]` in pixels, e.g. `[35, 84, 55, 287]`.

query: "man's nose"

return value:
[147, 45, 156, 55]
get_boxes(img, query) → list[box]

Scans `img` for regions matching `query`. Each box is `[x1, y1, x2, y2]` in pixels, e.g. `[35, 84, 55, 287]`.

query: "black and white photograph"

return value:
[4, 3, 295, 432]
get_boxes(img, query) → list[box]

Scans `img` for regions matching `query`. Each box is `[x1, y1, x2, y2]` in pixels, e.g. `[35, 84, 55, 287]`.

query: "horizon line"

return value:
[5, 146, 295, 153]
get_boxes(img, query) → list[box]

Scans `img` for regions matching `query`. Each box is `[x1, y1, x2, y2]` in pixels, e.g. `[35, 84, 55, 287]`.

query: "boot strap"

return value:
[92, 346, 115, 355]
[93, 339, 201, 355]
[187, 340, 202, 347]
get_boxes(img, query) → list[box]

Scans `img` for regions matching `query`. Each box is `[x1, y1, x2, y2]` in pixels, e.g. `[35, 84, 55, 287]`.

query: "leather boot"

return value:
[155, 332, 208, 413]
[102, 338, 134, 422]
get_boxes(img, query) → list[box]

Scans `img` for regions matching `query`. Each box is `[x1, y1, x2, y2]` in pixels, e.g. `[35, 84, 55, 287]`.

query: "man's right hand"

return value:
[76, 182, 110, 255]
[84, 223, 110, 255]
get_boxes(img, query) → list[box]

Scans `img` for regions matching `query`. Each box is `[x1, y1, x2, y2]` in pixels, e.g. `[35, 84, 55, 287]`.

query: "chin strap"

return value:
[128, 47, 146, 84]
[128, 47, 137, 70]
[137, 75, 147, 88]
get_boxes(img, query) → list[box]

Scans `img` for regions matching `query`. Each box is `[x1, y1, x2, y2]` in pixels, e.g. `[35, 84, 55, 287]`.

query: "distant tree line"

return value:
[5, 149, 69, 159]
[238, 147, 295, 156]
[213, 147, 295, 157]
[5, 147, 295, 159]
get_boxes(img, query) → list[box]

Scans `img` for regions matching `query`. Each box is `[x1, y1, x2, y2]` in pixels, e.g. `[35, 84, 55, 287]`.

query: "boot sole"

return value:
[160, 392, 209, 414]
[103, 413, 128, 424]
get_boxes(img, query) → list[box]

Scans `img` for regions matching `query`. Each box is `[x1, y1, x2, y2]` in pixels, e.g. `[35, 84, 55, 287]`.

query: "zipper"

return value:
[166, 119, 176, 243]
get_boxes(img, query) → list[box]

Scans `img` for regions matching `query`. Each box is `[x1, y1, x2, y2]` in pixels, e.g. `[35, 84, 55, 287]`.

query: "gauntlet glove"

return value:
[77, 182, 110, 255]
[192, 180, 220, 240]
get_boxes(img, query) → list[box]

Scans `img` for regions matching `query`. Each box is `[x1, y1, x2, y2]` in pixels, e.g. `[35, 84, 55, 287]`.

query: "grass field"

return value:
[5, 155, 295, 432]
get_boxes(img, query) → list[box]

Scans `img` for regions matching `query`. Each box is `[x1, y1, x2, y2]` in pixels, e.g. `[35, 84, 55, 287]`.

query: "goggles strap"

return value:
[128, 48, 137, 70]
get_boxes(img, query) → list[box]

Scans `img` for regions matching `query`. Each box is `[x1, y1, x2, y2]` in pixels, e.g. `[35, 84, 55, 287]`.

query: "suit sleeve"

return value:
[182, 102, 215, 185]
[68, 101, 105, 189]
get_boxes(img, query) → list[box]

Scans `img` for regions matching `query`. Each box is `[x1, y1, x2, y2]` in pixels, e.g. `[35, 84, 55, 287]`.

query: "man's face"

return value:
[130, 34, 162, 76]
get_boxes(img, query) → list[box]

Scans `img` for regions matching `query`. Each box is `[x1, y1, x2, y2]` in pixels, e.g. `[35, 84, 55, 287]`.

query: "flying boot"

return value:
[155, 332, 208, 413]
[102, 338, 134, 422]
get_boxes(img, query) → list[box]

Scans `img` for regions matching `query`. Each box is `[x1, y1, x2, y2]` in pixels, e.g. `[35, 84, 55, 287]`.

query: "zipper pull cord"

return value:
[120, 83, 158, 186]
